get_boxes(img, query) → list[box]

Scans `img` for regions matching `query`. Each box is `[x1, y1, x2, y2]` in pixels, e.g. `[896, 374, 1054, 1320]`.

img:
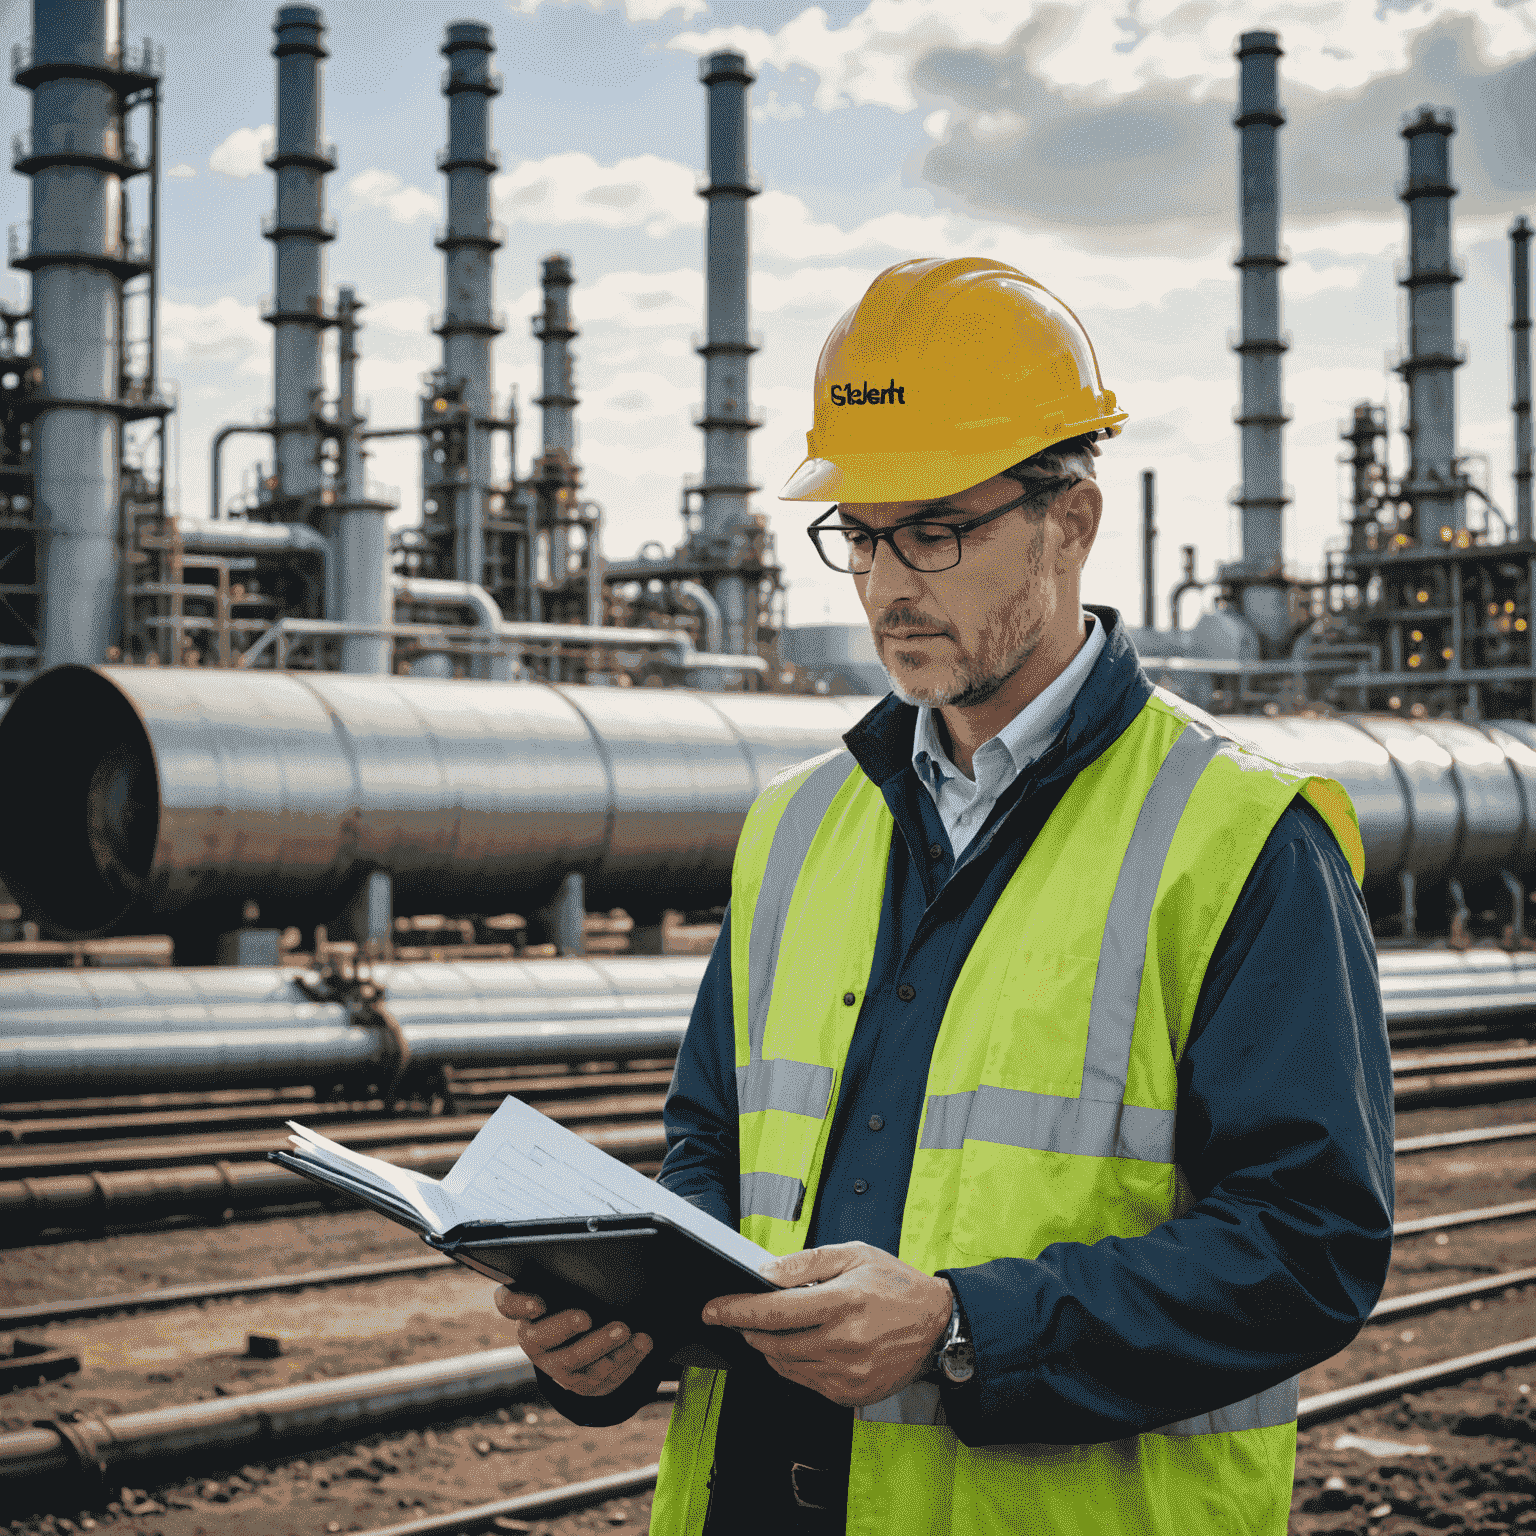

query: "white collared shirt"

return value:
[912, 612, 1105, 859]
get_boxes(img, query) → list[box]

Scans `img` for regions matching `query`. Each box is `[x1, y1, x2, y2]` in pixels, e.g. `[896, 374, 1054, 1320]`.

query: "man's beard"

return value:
[878, 591, 1049, 709]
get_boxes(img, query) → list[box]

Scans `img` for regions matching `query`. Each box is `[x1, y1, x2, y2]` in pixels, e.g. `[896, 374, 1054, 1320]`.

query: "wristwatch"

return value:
[930, 1284, 975, 1385]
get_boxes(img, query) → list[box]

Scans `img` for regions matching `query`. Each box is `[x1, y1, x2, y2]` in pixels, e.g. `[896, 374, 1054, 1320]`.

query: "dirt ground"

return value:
[5, 1093, 1536, 1534]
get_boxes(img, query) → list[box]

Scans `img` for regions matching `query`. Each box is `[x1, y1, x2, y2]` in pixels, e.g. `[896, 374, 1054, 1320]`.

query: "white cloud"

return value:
[494, 151, 701, 238]
[160, 297, 268, 377]
[208, 124, 274, 179]
[1283, 260, 1364, 299]
[506, 0, 706, 19]
[752, 90, 806, 122]
[360, 295, 434, 335]
[922, 109, 949, 138]
[167, 163, 197, 180]
[667, 0, 1536, 114]
[347, 169, 440, 226]
[582, 370, 696, 422]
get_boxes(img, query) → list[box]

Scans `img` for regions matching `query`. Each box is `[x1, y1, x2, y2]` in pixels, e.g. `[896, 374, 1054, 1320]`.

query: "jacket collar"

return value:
[841, 604, 1156, 794]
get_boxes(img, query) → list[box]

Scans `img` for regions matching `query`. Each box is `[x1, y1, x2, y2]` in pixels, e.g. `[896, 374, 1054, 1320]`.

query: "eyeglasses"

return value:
[805, 477, 1080, 575]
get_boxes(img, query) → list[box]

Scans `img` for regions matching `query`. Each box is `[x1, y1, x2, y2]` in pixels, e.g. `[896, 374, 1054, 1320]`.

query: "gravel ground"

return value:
[4, 1085, 1536, 1533]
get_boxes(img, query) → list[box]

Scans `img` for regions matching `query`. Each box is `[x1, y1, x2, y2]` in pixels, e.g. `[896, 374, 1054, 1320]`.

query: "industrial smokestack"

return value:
[265, 5, 335, 519]
[696, 51, 761, 659]
[434, 20, 502, 588]
[334, 287, 392, 675]
[1231, 30, 1290, 650]
[16, 0, 155, 666]
[1396, 106, 1464, 547]
[1141, 469, 1156, 629]
[534, 254, 577, 463]
[1512, 215, 1532, 544]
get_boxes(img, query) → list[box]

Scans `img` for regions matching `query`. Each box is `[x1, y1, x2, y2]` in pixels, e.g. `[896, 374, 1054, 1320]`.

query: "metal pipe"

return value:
[0, 1345, 537, 1484]
[1397, 105, 1465, 545]
[0, 666, 877, 937]
[695, 51, 761, 660]
[209, 422, 269, 519]
[1512, 214, 1532, 543]
[336, 287, 392, 674]
[1231, 30, 1291, 651]
[1140, 469, 1156, 629]
[435, 21, 501, 585]
[20, 0, 142, 666]
[1169, 544, 1203, 630]
[265, 4, 335, 513]
[673, 579, 723, 654]
[394, 574, 508, 680]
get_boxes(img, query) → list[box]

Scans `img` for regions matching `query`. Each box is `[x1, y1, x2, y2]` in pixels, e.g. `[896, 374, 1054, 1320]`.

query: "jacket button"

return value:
[853, 1179, 869, 1194]
[928, 842, 943, 860]
[842, 991, 856, 1006]
[868, 1114, 885, 1132]
[897, 983, 915, 1002]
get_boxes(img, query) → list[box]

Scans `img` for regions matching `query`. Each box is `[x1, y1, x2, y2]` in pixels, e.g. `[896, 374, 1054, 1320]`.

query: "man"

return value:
[495, 256, 1395, 1534]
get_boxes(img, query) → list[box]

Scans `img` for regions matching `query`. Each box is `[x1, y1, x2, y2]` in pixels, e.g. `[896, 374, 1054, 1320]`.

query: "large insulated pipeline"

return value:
[6, 669, 1536, 946]
[3, 948, 1535, 1103]
[1230, 31, 1291, 652]
[16, 0, 146, 667]
[0, 666, 877, 939]
[265, 5, 335, 513]
[695, 51, 761, 661]
[1397, 105, 1465, 544]
[435, 21, 502, 586]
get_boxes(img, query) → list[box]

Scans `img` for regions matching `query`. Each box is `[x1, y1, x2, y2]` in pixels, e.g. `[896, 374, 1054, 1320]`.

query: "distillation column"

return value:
[264, 5, 335, 532]
[1229, 30, 1290, 652]
[695, 51, 761, 659]
[533, 253, 578, 584]
[15, 0, 154, 666]
[1397, 107, 1465, 545]
[434, 21, 502, 589]
[1512, 215, 1532, 544]
[334, 287, 392, 674]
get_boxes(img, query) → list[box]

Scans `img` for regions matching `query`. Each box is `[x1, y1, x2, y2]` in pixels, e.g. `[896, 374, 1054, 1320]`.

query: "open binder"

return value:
[269, 1095, 780, 1369]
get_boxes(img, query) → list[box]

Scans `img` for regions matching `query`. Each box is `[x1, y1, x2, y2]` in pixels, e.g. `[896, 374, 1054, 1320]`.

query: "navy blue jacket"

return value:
[535, 604, 1394, 1477]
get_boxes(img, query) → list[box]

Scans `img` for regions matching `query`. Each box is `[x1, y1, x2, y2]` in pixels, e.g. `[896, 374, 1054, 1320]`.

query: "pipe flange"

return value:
[36, 1414, 117, 1502]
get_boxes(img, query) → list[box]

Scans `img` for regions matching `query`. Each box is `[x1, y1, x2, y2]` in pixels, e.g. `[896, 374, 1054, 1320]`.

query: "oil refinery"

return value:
[0, 4, 1535, 1528]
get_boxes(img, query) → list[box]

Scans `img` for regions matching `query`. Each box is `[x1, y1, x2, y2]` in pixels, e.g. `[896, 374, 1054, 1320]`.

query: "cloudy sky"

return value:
[2, 0, 1533, 629]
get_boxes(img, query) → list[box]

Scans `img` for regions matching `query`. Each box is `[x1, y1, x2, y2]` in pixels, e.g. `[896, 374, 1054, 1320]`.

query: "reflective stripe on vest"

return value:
[917, 717, 1227, 1164]
[736, 748, 855, 1224]
[853, 1373, 1300, 1435]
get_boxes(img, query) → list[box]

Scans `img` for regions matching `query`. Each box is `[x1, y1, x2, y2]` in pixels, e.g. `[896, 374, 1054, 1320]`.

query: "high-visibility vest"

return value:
[651, 687, 1366, 1536]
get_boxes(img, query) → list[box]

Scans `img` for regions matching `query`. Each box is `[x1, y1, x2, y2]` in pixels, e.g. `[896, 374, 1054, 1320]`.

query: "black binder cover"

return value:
[268, 1149, 778, 1371]
[430, 1213, 779, 1370]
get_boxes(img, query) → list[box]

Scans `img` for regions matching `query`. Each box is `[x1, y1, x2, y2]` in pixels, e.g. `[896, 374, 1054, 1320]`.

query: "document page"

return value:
[284, 1121, 471, 1235]
[443, 1095, 775, 1278]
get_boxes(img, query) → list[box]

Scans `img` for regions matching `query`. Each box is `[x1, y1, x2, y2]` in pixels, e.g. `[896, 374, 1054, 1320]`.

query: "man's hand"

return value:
[702, 1242, 953, 1408]
[494, 1288, 653, 1398]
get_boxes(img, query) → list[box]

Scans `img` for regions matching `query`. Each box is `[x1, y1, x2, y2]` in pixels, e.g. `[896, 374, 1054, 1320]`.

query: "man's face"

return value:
[840, 471, 1100, 709]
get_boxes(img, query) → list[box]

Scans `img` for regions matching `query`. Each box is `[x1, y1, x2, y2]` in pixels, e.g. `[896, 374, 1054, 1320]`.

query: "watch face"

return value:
[942, 1340, 976, 1384]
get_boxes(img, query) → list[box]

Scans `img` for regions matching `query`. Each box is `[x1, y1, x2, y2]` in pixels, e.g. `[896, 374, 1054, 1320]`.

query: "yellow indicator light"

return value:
[1440, 526, 1453, 542]
[1388, 696, 1401, 709]
[1456, 531, 1471, 548]
[1410, 630, 1422, 642]
[1490, 603, 1500, 615]
[1441, 647, 1454, 660]
[1408, 655, 1422, 668]
[1506, 601, 1516, 614]
[1519, 619, 1529, 632]
[433, 398, 449, 413]
[1416, 590, 1429, 603]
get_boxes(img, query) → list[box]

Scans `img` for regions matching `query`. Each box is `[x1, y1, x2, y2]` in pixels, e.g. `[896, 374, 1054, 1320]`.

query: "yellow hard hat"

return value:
[779, 256, 1127, 504]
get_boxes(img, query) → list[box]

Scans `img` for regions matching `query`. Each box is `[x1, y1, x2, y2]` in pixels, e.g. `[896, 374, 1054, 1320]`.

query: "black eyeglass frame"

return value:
[805, 476, 1081, 575]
